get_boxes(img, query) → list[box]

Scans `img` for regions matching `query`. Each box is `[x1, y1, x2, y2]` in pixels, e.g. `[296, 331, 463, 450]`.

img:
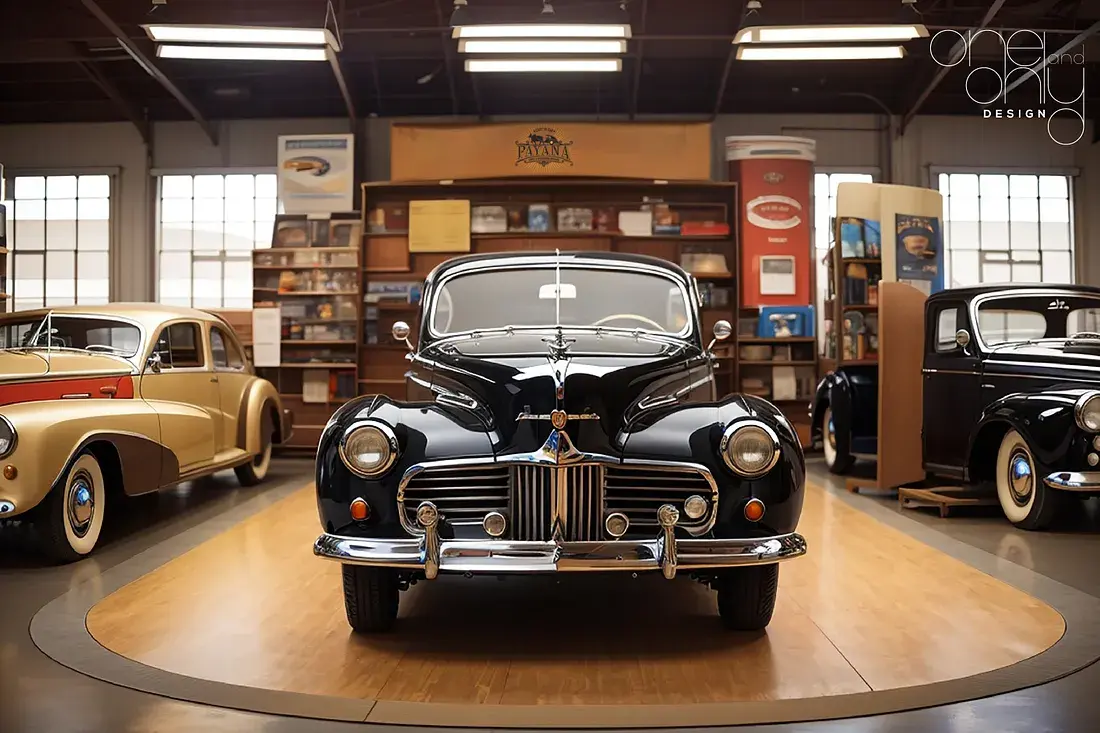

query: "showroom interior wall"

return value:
[0, 113, 1096, 301]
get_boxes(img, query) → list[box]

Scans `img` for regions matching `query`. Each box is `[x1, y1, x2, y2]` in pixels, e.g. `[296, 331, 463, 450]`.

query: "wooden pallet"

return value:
[898, 485, 998, 518]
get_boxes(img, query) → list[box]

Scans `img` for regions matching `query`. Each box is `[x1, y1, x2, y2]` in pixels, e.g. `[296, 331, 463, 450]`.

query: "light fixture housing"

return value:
[144, 24, 340, 49]
[156, 44, 329, 61]
[458, 39, 627, 54]
[453, 23, 631, 39]
[734, 23, 928, 44]
[737, 45, 907, 61]
[464, 57, 622, 72]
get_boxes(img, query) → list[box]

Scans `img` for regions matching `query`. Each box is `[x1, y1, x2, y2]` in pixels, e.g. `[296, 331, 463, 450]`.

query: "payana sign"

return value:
[929, 29, 1086, 146]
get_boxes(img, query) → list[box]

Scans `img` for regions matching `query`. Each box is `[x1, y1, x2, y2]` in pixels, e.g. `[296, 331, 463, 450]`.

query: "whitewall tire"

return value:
[822, 406, 854, 475]
[995, 429, 1063, 530]
[235, 421, 273, 487]
[39, 451, 107, 563]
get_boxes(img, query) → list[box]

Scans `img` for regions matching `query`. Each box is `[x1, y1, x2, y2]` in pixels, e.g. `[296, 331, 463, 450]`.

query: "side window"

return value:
[211, 326, 244, 370]
[151, 328, 172, 367]
[935, 307, 959, 353]
[167, 322, 204, 368]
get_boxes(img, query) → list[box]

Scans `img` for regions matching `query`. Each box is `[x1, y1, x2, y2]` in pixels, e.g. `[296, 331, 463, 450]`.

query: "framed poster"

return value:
[894, 214, 944, 295]
[277, 134, 355, 215]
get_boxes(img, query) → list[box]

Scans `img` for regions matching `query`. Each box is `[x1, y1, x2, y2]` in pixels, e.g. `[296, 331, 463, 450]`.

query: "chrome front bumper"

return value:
[1044, 470, 1100, 491]
[314, 529, 807, 580]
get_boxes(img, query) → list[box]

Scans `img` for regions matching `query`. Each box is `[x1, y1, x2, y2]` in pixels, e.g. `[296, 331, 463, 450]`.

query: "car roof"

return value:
[0, 303, 228, 333]
[426, 250, 692, 282]
[928, 283, 1100, 302]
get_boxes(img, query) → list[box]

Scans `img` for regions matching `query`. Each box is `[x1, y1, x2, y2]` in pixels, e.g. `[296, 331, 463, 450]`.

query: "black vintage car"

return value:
[812, 283, 1100, 530]
[313, 251, 807, 632]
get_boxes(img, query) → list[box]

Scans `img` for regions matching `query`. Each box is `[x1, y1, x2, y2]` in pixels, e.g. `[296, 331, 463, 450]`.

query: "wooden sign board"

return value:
[876, 281, 927, 490]
[389, 122, 712, 182]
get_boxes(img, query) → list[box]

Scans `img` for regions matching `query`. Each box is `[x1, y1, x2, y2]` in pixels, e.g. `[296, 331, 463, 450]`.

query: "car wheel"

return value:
[342, 565, 400, 633]
[822, 406, 854, 475]
[38, 451, 107, 563]
[996, 429, 1064, 530]
[235, 421, 273, 487]
[715, 564, 780, 631]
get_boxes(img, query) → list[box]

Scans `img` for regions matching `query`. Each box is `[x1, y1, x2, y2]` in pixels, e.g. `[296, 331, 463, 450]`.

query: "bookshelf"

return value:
[822, 215, 883, 370]
[252, 212, 362, 450]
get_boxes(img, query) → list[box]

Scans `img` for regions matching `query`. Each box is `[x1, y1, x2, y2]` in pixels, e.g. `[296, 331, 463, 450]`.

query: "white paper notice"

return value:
[759, 256, 796, 296]
[251, 306, 282, 367]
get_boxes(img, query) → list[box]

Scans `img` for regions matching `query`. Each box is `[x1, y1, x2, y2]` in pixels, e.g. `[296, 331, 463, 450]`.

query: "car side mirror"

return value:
[146, 352, 163, 374]
[392, 321, 415, 352]
[707, 319, 732, 352]
[955, 329, 971, 349]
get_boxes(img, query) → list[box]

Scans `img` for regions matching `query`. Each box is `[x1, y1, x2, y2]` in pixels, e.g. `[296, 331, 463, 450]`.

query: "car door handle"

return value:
[210, 376, 219, 383]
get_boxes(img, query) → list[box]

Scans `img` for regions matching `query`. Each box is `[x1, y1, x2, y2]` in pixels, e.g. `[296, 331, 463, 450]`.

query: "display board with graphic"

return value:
[726, 136, 816, 308]
[389, 122, 712, 181]
[277, 134, 355, 215]
[894, 214, 944, 295]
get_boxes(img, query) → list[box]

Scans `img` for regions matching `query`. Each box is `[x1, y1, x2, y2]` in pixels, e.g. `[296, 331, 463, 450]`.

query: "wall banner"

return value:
[389, 122, 712, 181]
[277, 134, 355, 214]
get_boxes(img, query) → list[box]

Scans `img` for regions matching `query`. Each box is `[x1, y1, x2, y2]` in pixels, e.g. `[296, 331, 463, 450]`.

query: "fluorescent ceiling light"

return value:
[464, 57, 623, 72]
[144, 24, 337, 49]
[458, 39, 627, 54]
[734, 24, 928, 44]
[156, 44, 329, 61]
[453, 24, 631, 39]
[737, 45, 906, 61]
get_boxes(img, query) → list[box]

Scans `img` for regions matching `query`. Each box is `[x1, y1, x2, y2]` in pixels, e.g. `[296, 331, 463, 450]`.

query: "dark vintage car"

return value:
[313, 251, 808, 632]
[812, 283, 1100, 529]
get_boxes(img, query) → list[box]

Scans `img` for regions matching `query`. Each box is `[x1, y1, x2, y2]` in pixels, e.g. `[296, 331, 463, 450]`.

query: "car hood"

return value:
[986, 341, 1100, 381]
[415, 331, 700, 454]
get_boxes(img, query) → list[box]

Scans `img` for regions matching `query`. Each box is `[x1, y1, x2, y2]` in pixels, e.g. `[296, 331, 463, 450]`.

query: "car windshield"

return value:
[0, 315, 142, 357]
[429, 266, 692, 337]
[977, 294, 1100, 346]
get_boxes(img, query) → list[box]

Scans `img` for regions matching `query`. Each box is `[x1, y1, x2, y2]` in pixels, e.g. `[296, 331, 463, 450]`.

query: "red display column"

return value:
[726, 136, 816, 308]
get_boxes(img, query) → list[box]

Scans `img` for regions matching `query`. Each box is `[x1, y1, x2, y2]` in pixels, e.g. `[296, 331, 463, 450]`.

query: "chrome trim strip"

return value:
[515, 411, 600, 422]
[990, 359, 1100, 373]
[314, 531, 808, 574]
[61, 393, 92, 399]
[983, 370, 1100, 383]
[1044, 470, 1100, 491]
[922, 368, 980, 376]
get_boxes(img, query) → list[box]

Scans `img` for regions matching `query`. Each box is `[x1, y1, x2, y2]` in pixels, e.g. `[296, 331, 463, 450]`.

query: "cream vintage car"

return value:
[0, 304, 292, 561]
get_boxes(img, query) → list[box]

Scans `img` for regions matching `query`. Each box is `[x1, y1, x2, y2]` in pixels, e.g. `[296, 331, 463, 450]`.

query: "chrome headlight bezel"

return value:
[0, 415, 17, 459]
[1075, 392, 1100, 433]
[338, 422, 399, 479]
[720, 419, 780, 478]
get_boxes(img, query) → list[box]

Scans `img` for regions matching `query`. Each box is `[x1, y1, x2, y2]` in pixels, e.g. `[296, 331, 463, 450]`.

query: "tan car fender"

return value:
[235, 378, 287, 455]
[0, 398, 178, 519]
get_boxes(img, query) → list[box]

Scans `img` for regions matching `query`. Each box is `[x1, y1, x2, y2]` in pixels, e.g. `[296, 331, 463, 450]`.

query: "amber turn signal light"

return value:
[744, 498, 765, 522]
[349, 497, 370, 521]
[2, 465, 16, 480]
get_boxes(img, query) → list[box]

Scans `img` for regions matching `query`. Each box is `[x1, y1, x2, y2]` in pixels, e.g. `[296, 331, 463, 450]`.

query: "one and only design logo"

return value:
[746, 195, 803, 230]
[928, 29, 1085, 146]
[515, 127, 574, 167]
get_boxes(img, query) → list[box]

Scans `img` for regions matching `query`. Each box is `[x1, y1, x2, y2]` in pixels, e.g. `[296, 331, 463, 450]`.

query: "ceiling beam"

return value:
[899, 0, 1008, 135]
[1003, 19, 1100, 96]
[75, 57, 150, 144]
[630, 0, 649, 119]
[326, 47, 358, 126]
[711, 5, 749, 119]
[77, 0, 218, 145]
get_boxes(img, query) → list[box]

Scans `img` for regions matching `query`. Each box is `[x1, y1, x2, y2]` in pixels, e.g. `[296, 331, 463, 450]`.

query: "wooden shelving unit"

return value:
[823, 219, 883, 367]
[252, 213, 362, 450]
[358, 179, 741, 402]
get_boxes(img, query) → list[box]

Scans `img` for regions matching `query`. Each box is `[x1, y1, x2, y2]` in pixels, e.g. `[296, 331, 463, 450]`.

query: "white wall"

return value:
[2, 113, 1097, 300]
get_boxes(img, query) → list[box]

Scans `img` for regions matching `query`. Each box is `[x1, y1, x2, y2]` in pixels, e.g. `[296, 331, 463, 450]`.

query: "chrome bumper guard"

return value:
[1044, 470, 1100, 491]
[314, 501, 807, 579]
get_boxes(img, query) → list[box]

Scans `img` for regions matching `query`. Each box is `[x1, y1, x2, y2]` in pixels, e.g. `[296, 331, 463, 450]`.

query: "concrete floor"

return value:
[2, 457, 1100, 733]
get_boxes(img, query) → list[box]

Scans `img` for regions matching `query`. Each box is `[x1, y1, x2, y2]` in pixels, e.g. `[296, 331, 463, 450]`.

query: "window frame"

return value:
[210, 324, 246, 371]
[149, 320, 208, 370]
[153, 168, 279, 310]
[1, 168, 118, 311]
[929, 166, 1077, 289]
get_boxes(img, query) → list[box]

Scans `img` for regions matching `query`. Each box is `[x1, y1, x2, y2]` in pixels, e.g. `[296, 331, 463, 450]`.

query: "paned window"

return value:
[156, 173, 278, 309]
[1, 174, 112, 312]
[937, 172, 1074, 288]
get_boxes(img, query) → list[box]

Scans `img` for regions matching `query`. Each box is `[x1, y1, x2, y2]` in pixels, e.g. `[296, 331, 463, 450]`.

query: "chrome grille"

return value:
[400, 464, 510, 527]
[511, 464, 604, 542]
[603, 465, 715, 531]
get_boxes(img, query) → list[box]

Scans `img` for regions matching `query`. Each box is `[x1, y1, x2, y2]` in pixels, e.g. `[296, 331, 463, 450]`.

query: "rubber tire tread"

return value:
[716, 564, 780, 631]
[342, 564, 400, 633]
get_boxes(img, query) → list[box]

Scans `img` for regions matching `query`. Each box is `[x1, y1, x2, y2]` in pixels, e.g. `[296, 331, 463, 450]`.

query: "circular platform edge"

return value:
[29, 474, 1100, 729]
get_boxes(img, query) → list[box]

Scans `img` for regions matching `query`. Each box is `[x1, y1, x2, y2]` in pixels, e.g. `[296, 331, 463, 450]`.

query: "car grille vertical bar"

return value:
[510, 463, 605, 541]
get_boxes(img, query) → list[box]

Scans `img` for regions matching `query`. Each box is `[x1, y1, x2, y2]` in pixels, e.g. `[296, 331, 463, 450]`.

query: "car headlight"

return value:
[1076, 392, 1100, 432]
[720, 420, 780, 478]
[0, 416, 16, 459]
[338, 423, 398, 478]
